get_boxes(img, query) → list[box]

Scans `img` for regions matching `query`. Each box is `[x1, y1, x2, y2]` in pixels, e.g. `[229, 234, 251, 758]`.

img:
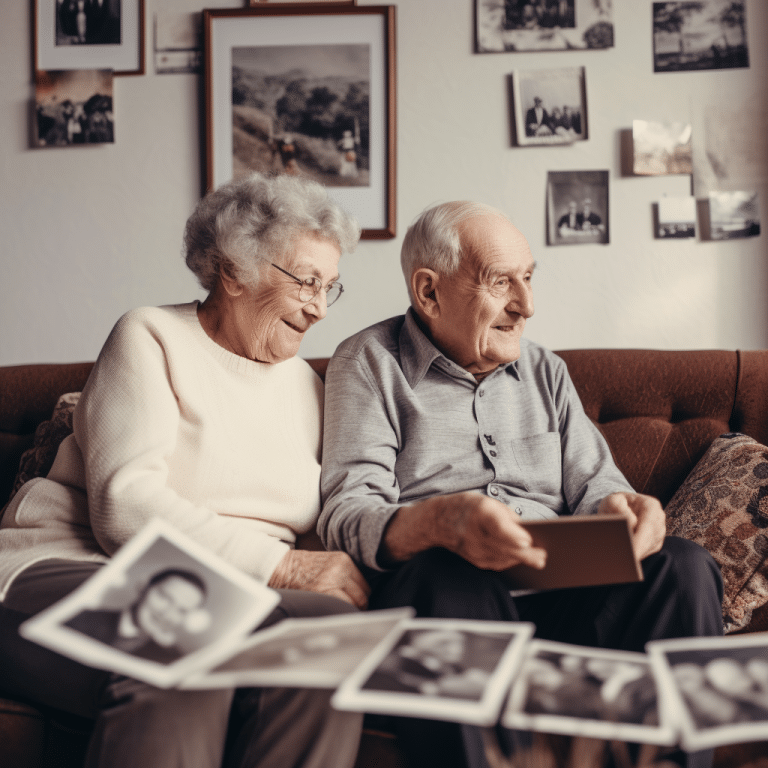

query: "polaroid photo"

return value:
[511, 66, 587, 147]
[181, 607, 414, 690]
[503, 639, 676, 746]
[331, 618, 535, 726]
[20, 517, 280, 689]
[647, 634, 768, 752]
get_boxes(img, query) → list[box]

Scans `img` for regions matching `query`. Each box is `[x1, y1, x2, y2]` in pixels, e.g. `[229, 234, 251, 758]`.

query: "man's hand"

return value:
[268, 550, 370, 609]
[381, 492, 547, 572]
[597, 492, 666, 561]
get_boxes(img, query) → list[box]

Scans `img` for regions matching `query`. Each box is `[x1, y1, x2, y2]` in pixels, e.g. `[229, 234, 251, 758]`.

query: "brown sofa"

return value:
[2, 350, 768, 768]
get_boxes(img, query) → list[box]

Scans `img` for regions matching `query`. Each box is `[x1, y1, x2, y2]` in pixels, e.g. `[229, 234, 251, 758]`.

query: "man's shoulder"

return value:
[519, 338, 564, 368]
[331, 314, 405, 362]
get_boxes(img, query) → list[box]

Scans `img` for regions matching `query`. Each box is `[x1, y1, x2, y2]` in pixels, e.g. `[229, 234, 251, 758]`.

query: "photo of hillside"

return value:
[231, 44, 370, 187]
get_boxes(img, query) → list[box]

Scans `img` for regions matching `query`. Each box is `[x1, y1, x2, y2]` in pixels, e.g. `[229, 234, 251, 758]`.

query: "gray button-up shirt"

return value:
[319, 310, 633, 571]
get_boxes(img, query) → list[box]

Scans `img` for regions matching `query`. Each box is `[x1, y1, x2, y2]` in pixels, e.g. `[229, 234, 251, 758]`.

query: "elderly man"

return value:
[319, 201, 723, 768]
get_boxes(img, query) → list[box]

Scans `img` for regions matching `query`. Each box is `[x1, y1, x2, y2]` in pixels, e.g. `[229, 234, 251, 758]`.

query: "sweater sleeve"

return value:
[74, 309, 289, 583]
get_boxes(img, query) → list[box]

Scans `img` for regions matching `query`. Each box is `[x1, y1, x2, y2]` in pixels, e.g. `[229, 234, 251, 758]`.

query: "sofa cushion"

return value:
[664, 433, 768, 634]
[8, 393, 80, 504]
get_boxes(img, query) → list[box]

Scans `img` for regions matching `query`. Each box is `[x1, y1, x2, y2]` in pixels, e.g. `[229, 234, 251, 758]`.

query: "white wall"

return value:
[1, 0, 766, 367]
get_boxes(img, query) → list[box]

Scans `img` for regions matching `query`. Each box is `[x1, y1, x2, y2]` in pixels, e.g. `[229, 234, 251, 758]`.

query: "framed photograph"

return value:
[502, 639, 676, 746]
[633, 120, 692, 176]
[706, 191, 760, 240]
[332, 618, 534, 726]
[511, 66, 587, 146]
[182, 607, 413, 690]
[20, 518, 280, 689]
[547, 170, 609, 246]
[34, 0, 145, 76]
[204, 5, 396, 239]
[653, 1, 749, 73]
[476, 0, 614, 53]
[647, 634, 768, 751]
[35, 69, 114, 147]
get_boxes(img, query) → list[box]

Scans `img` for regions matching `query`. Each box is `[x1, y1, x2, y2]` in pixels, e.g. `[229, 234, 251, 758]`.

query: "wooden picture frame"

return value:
[34, 0, 145, 76]
[204, 4, 396, 239]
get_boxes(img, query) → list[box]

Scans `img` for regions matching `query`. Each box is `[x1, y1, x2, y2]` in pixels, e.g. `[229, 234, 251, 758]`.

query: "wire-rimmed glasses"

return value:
[264, 260, 344, 307]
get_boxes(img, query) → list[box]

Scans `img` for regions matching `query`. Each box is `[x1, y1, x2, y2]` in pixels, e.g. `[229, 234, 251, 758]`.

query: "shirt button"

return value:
[489, 450, 497, 457]
[490, 486, 499, 496]
[515, 507, 523, 515]
[478, 389, 485, 397]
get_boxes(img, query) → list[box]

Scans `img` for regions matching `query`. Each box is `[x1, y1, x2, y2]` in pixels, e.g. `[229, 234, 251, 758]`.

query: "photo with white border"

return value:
[503, 639, 676, 746]
[331, 618, 534, 726]
[20, 517, 280, 689]
[181, 607, 414, 690]
[647, 634, 768, 752]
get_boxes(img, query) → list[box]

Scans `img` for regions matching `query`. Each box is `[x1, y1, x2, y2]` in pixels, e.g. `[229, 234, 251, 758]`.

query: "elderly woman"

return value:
[0, 172, 368, 768]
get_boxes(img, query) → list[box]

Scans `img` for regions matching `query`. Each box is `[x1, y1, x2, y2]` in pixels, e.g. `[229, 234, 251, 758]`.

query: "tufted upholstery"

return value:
[2, 350, 768, 767]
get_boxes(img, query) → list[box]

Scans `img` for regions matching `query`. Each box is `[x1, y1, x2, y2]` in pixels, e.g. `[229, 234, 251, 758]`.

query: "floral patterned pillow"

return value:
[8, 392, 81, 503]
[664, 433, 768, 633]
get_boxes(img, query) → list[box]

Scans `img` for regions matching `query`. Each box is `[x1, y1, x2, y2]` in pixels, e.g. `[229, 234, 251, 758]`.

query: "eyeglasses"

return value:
[264, 260, 344, 307]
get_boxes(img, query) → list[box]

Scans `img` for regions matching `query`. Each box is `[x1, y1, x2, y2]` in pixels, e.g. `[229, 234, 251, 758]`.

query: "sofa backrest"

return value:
[2, 350, 767, 510]
[558, 349, 768, 505]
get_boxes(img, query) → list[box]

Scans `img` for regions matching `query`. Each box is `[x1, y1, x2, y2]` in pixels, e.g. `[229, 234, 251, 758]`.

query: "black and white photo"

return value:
[656, 196, 697, 239]
[648, 634, 768, 751]
[35, 69, 114, 147]
[653, 1, 749, 73]
[476, 0, 613, 53]
[503, 640, 676, 745]
[332, 618, 534, 725]
[511, 66, 587, 146]
[633, 119, 693, 176]
[204, 5, 396, 238]
[36, 0, 145, 75]
[547, 170, 609, 245]
[20, 517, 280, 688]
[707, 190, 760, 240]
[55, 0, 121, 47]
[182, 608, 413, 690]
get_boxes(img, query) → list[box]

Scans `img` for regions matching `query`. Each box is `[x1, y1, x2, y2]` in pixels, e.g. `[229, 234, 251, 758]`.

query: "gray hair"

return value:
[400, 200, 509, 304]
[184, 172, 361, 292]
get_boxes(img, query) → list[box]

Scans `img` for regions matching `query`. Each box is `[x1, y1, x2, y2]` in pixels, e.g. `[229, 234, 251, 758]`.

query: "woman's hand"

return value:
[268, 549, 370, 609]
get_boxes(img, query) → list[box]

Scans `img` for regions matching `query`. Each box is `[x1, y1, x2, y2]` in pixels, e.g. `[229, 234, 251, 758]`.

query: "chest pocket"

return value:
[510, 432, 562, 495]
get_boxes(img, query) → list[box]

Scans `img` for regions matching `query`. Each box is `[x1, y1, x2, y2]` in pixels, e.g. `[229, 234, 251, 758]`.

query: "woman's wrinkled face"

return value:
[235, 234, 341, 364]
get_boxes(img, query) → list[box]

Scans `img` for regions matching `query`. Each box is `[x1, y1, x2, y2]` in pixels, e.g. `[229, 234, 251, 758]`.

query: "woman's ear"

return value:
[411, 268, 441, 319]
[218, 266, 243, 297]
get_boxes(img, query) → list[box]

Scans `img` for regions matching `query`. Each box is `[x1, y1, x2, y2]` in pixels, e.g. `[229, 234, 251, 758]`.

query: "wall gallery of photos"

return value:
[31, 0, 759, 245]
[476, 0, 760, 246]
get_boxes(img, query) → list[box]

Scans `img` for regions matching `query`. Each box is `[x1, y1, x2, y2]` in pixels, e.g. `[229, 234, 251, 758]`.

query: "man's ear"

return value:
[218, 266, 244, 298]
[411, 268, 441, 319]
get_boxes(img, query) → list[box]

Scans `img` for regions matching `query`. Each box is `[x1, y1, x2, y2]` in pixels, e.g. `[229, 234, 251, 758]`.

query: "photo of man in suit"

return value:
[65, 568, 209, 664]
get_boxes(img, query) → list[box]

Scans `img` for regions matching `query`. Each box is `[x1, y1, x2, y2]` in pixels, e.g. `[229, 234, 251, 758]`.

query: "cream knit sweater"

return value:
[0, 302, 324, 599]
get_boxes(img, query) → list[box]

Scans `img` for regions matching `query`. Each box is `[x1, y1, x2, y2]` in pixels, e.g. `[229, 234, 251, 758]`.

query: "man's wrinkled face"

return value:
[426, 215, 535, 376]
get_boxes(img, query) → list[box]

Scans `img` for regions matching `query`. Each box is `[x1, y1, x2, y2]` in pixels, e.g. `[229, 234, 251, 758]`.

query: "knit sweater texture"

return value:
[0, 302, 324, 599]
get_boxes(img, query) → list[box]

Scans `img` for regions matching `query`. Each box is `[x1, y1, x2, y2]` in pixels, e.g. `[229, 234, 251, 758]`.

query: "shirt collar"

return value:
[399, 308, 521, 388]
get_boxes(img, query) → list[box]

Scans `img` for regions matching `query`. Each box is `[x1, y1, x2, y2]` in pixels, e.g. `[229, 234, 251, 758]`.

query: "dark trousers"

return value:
[368, 536, 724, 768]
